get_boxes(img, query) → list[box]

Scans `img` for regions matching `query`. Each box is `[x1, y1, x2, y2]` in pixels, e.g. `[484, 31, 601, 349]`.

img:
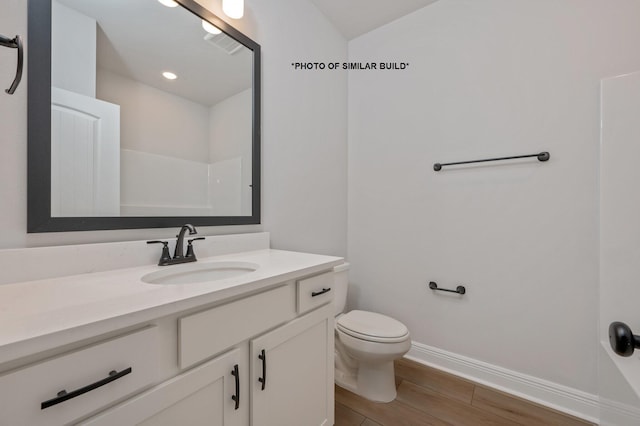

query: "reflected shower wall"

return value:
[121, 149, 244, 216]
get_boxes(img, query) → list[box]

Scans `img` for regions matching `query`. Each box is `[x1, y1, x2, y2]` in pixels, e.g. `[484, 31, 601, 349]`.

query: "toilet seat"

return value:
[337, 310, 409, 343]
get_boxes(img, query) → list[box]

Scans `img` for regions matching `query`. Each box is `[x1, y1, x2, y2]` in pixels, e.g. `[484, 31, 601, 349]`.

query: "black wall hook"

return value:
[0, 34, 23, 94]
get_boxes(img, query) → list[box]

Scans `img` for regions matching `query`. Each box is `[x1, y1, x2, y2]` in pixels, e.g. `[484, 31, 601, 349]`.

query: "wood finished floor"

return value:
[335, 358, 595, 426]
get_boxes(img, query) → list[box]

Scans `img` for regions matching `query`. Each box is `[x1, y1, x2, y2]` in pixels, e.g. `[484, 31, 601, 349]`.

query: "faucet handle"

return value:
[186, 237, 205, 259]
[147, 240, 172, 265]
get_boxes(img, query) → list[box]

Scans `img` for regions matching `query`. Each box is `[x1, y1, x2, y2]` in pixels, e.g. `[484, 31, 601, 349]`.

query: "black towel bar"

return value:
[433, 151, 549, 171]
[429, 281, 466, 295]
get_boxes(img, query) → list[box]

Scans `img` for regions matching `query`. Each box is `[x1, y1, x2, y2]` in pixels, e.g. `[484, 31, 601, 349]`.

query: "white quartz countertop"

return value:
[0, 249, 343, 365]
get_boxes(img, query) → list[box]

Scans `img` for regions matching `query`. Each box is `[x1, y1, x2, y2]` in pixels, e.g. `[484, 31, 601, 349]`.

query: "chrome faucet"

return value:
[147, 224, 205, 266]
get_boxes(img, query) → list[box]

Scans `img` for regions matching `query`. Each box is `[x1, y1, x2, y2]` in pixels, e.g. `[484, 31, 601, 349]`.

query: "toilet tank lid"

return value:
[337, 310, 409, 339]
[333, 262, 350, 273]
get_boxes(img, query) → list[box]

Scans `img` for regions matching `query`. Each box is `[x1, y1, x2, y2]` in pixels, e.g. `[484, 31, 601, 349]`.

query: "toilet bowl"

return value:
[333, 264, 411, 403]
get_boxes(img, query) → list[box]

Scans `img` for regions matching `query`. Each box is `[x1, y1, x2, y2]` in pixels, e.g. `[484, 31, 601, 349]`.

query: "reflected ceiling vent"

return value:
[204, 33, 243, 55]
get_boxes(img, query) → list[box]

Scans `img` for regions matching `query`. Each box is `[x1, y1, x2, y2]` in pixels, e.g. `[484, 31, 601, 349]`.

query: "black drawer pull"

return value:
[311, 288, 331, 297]
[41, 367, 132, 410]
[231, 364, 240, 410]
[258, 349, 266, 391]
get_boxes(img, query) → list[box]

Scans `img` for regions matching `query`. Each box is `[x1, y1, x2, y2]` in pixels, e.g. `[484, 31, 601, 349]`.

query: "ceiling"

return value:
[309, 0, 440, 40]
[53, 0, 439, 106]
[57, 0, 252, 106]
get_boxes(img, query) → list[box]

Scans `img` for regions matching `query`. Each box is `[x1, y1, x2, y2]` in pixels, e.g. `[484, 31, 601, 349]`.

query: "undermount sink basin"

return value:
[142, 261, 259, 285]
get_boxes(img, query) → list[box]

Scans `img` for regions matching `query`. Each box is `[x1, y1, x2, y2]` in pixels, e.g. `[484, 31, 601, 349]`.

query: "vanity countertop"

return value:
[0, 249, 343, 365]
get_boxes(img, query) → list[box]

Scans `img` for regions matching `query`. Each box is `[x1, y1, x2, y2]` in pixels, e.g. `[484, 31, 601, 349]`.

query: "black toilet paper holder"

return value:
[429, 281, 466, 295]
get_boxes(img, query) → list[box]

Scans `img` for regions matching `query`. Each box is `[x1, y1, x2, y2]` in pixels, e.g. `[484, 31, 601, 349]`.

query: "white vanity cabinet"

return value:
[80, 347, 248, 426]
[250, 304, 334, 426]
[71, 270, 335, 426]
[0, 327, 159, 426]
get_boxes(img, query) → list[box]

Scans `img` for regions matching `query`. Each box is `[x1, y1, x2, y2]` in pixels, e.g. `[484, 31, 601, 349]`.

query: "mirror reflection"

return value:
[51, 0, 253, 218]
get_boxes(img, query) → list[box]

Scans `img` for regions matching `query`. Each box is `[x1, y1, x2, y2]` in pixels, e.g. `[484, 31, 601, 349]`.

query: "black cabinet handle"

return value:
[258, 349, 266, 391]
[41, 367, 132, 410]
[231, 364, 240, 410]
[311, 288, 331, 297]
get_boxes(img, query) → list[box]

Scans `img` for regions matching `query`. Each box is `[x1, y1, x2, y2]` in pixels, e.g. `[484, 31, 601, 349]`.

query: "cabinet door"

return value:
[81, 347, 248, 426]
[250, 305, 334, 426]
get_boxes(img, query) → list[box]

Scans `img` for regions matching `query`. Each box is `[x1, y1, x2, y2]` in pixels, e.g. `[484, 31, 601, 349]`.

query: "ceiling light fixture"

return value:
[222, 0, 244, 19]
[157, 0, 178, 7]
[162, 71, 178, 80]
[202, 20, 222, 35]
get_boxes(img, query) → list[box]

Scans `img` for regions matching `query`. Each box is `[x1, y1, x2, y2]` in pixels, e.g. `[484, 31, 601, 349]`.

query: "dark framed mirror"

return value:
[27, 0, 260, 232]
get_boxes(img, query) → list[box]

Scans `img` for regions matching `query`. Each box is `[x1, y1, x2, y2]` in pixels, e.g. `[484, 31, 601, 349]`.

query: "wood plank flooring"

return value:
[335, 358, 595, 426]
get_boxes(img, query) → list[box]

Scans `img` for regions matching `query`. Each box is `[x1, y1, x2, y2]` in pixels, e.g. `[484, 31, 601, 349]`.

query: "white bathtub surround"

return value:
[599, 70, 640, 425]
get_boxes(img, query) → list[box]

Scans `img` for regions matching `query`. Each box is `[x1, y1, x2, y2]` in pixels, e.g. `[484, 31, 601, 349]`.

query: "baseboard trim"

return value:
[406, 341, 600, 423]
[599, 397, 640, 425]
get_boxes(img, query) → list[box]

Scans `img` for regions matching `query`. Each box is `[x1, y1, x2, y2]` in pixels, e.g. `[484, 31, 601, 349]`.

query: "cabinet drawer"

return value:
[297, 271, 334, 314]
[80, 347, 245, 426]
[179, 284, 296, 369]
[0, 326, 159, 426]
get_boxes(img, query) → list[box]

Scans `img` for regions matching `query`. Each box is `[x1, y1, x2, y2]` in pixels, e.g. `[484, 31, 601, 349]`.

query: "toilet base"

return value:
[335, 360, 397, 403]
[356, 361, 397, 402]
[335, 369, 357, 393]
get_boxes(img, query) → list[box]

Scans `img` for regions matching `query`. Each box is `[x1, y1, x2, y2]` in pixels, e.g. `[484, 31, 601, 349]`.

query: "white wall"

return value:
[0, 0, 347, 254]
[97, 69, 210, 163]
[194, 0, 349, 256]
[0, 0, 31, 247]
[209, 88, 251, 164]
[348, 0, 640, 398]
[51, 0, 96, 97]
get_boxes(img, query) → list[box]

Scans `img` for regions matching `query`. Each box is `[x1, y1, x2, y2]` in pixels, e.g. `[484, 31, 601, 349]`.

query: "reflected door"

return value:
[51, 87, 120, 217]
[599, 71, 640, 425]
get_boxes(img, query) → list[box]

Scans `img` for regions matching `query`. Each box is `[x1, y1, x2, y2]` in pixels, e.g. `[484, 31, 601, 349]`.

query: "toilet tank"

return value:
[333, 262, 350, 316]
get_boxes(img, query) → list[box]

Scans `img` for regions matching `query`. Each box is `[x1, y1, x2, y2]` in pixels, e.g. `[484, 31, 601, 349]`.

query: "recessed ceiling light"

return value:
[162, 71, 177, 80]
[202, 20, 222, 35]
[158, 0, 178, 8]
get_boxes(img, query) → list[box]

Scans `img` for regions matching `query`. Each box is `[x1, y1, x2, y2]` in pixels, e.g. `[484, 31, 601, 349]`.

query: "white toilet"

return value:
[333, 263, 411, 403]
